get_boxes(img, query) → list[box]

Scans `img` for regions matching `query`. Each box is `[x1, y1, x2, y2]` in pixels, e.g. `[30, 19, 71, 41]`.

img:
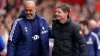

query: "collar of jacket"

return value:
[92, 27, 100, 34]
[18, 10, 49, 56]
[18, 10, 48, 33]
[66, 16, 72, 24]
[56, 16, 72, 25]
[84, 30, 91, 37]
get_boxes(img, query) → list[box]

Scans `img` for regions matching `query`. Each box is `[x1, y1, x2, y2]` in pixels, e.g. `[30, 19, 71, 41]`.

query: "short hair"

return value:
[23, 0, 36, 5]
[56, 3, 70, 13]
[79, 20, 88, 26]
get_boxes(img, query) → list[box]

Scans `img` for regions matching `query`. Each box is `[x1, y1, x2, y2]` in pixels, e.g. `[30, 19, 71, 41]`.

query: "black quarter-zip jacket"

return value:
[52, 18, 87, 56]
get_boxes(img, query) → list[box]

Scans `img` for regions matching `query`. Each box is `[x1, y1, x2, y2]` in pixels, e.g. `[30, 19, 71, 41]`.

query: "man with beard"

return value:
[52, 4, 87, 56]
[7, 0, 50, 56]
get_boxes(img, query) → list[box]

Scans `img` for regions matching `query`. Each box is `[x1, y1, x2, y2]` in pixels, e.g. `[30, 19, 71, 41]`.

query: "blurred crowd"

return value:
[0, 0, 100, 56]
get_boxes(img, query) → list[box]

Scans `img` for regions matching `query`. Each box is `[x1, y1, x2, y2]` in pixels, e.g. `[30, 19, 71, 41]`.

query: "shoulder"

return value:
[90, 32, 99, 41]
[91, 32, 98, 38]
[71, 22, 81, 31]
[39, 16, 48, 26]
[11, 18, 23, 27]
[13, 18, 23, 23]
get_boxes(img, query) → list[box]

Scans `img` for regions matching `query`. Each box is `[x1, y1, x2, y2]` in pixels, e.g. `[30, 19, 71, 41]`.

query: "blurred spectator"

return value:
[88, 19, 100, 56]
[88, 19, 100, 39]
[94, 11, 100, 21]
[88, 19, 97, 30]
[5, 0, 16, 12]
[60, 0, 86, 6]
[0, 23, 5, 35]
[95, 0, 100, 12]
[4, 14, 13, 32]
[97, 20, 100, 28]
[70, 4, 81, 22]
[79, 20, 100, 56]
[0, 23, 5, 55]
[37, 0, 59, 24]
[0, 15, 4, 23]
[1, 16, 13, 56]
[0, 35, 5, 55]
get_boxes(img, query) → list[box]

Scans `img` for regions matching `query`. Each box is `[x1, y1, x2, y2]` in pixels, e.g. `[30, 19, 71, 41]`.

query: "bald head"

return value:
[24, 0, 36, 8]
[23, 0, 37, 19]
[89, 19, 97, 29]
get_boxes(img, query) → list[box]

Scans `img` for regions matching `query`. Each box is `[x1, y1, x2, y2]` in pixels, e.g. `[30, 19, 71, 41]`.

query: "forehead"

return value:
[55, 8, 64, 12]
[80, 24, 84, 26]
[24, 5, 34, 10]
[56, 8, 62, 11]
[24, 1, 36, 9]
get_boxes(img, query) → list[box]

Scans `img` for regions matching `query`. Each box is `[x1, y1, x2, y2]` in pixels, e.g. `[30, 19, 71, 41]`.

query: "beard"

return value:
[26, 15, 34, 19]
[26, 12, 35, 19]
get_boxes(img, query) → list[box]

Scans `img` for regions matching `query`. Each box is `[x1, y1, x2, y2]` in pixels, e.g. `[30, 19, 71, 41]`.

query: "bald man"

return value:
[89, 19, 97, 30]
[7, 0, 50, 56]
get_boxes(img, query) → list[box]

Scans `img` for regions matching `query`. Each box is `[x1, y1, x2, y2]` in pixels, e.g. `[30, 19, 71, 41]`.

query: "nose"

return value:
[25, 10, 30, 14]
[27, 11, 30, 14]
[55, 12, 58, 16]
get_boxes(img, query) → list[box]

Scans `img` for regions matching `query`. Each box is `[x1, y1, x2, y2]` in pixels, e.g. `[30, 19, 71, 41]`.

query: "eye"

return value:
[55, 11, 61, 14]
[29, 9, 32, 12]
[25, 9, 28, 12]
[58, 11, 61, 13]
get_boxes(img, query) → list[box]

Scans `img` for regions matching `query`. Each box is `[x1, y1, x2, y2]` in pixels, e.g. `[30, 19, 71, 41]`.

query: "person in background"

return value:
[0, 23, 5, 55]
[79, 19, 100, 56]
[88, 19, 100, 40]
[0, 35, 5, 55]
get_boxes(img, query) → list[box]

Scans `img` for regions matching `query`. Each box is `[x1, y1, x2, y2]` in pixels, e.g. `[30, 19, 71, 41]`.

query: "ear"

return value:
[35, 7, 38, 12]
[65, 12, 68, 15]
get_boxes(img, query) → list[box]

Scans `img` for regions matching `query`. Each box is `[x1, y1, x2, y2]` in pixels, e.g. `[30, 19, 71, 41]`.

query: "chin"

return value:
[26, 16, 34, 19]
[56, 18, 61, 21]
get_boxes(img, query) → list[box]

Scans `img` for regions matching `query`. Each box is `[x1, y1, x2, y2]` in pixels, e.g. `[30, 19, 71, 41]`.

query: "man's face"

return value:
[80, 24, 85, 32]
[24, 4, 36, 19]
[55, 8, 68, 21]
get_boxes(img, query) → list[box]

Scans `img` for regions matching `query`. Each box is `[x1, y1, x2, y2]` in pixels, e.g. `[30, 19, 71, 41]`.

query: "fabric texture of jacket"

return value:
[7, 11, 50, 56]
[0, 35, 5, 52]
[84, 30, 100, 56]
[52, 17, 87, 56]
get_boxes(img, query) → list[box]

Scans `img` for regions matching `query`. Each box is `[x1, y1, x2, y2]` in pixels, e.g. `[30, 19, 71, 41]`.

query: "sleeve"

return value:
[94, 37, 98, 56]
[74, 26, 88, 56]
[0, 36, 5, 52]
[40, 19, 49, 56]
[7, 20, 21, 56]
[92, 33, 100, 56]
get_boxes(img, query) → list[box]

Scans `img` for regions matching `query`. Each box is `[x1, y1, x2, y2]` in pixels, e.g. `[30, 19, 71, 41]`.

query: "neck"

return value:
[60, 16, 68, 24]
[83, 28, 89, 35]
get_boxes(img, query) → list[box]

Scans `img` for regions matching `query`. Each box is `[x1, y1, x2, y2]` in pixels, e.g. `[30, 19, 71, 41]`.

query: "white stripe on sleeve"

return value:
[9, 18, 23, 41]
[92, 32, 100, 49]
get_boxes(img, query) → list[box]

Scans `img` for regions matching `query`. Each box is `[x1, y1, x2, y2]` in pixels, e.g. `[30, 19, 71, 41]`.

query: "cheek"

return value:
[80, 26, 83, 30]
[82, 26, 85, 31]
[31, 11, 35, 14]
[61, 14, 66, 18]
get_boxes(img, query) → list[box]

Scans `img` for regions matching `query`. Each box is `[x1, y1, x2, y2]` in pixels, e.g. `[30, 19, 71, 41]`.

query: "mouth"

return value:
[26, 15, 34, 19]
[26, 14, 32, 17]
[55, 16, 60, 18]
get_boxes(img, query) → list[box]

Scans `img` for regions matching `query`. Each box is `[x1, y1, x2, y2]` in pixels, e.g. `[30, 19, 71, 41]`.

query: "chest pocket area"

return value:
[21, 28, 33, 40]
[52, 30, 60, 39]
[61, 32, 72, 40]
